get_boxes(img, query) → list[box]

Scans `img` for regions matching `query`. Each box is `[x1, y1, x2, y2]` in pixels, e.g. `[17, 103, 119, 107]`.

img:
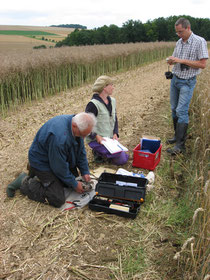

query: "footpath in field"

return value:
[0, 60, 181, 279]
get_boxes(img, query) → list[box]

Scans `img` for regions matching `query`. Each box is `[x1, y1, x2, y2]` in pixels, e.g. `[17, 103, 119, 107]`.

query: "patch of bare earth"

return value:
[0, 35, 55, 56]
[0, 61, 180, 279]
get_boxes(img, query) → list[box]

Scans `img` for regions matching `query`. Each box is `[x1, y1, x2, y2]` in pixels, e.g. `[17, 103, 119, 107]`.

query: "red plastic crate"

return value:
[132, 143, 162, 170]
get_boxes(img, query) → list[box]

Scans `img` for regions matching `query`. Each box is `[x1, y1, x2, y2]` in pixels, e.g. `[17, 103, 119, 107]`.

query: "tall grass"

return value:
[172, 61, 210, 279]
[0, 42, 175, 116]
[184, 61, 209, 280]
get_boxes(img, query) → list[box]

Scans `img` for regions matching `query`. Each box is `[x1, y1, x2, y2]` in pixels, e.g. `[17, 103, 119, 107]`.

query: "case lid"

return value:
[95, 172, 147, 202]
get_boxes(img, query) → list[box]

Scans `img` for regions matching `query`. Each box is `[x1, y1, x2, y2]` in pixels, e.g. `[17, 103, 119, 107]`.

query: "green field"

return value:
[0, 30, 56, 36]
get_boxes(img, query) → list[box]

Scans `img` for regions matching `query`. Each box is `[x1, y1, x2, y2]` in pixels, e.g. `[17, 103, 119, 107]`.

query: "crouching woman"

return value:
[85, 75, 129, 165]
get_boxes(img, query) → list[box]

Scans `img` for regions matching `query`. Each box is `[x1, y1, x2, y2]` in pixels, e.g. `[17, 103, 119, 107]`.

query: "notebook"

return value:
[101, 137, 128, 154]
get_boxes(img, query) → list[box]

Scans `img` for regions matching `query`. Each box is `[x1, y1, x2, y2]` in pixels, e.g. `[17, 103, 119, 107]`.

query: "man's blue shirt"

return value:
[28, 115, 89, 189]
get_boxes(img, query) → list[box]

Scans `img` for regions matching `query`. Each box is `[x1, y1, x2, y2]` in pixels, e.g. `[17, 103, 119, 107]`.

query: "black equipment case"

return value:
[89, 172, 148, 219]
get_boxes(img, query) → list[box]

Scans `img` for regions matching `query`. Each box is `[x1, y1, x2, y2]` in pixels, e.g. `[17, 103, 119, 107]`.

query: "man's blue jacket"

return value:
[28, 115, 89, 189]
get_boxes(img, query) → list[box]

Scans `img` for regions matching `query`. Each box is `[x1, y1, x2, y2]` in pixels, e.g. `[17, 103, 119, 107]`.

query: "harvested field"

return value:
[0, 59, 183, 280]
[5, 55, 210, 279]
[0, 25, 74, 55]
[0, 35, 55, 55]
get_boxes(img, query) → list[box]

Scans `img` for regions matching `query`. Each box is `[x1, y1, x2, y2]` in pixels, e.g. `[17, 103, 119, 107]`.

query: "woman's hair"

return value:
[175, 18, 191, 29]
[92, 75, 114, 93]
[72, 112, 96, 131]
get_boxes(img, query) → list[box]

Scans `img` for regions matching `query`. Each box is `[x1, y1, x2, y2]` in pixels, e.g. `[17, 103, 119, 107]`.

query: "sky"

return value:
[0, 0, 209, 29]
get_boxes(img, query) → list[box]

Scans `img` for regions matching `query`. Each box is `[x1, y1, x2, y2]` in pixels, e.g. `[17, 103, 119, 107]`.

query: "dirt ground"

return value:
[0, 61, 179, 279]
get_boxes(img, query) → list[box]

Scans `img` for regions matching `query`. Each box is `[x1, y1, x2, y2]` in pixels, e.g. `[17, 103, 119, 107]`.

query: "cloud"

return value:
[0, 11, 48, 26]
[0, 0, 209, 29]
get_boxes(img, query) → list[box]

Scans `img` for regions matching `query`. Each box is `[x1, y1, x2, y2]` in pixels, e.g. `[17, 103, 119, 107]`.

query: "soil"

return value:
[0, 60, 181, 280]
[0, 35, 55, 56]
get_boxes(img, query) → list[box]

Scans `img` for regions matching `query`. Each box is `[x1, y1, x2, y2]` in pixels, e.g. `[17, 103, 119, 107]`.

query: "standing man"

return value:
[166, 18, 208, 155]
[7, 112, 96, 208]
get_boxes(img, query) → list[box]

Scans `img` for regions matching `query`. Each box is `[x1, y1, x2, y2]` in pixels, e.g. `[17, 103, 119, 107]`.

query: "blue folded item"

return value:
[132, 172, 146, 178]
[141, 138, 161, 154]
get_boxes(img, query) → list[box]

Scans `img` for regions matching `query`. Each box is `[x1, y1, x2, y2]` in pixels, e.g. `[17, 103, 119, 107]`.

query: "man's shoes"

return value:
[167, 145, 185, 156]
[167, 123, 188, 156]
[6, 172, 28, 197]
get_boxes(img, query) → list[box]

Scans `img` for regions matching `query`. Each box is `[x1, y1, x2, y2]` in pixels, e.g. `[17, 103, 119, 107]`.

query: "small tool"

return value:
[64, 201, 78, 211]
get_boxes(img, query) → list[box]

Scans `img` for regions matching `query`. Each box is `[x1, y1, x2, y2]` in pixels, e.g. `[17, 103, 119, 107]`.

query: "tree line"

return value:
[55, 15, 210, 47]
[51, 24, 87, 29]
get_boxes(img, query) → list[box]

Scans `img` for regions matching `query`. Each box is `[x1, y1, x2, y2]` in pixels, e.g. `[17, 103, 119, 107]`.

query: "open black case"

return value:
[89, 172, 148, 219]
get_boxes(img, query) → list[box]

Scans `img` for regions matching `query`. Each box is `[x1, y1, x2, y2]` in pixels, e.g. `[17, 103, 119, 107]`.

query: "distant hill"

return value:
[50, 24, 87, 30]
[0, 25, 75, 55]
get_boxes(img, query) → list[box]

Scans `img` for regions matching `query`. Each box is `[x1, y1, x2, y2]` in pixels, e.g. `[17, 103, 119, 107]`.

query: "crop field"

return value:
[0, 36, 209, 279]
[0, 30, 57, 36]
[0, 30, 66, 43]
[0, 25, 75, 55]
[0, 41, 176, 115]
[0, 24, 74, 34]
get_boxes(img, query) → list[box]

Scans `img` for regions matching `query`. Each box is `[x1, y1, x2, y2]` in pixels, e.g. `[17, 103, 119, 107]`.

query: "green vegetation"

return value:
[123, 247, 146, 274]
[50, 24, 87, 29]
[156, 67, 209, 279]
[56, 15, 210, 47]
[33, 45, 47, 49]
[0, 30, 56, 36]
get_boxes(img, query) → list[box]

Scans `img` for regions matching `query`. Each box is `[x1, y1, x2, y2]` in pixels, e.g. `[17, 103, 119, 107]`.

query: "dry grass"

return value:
[0, 41, 175, 116]
[180, 59, 210, 280]
[0, 42, 175, 74]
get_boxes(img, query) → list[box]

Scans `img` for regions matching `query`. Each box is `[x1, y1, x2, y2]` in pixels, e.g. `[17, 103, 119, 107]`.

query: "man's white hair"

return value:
[72, 112, 96, 131]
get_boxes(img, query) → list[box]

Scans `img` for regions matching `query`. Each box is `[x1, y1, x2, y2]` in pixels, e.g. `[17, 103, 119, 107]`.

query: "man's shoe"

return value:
[166, 117, 178, 144]
[166, 136, 176, 145]
[167, 145, 185, 156]
[167, 123, 188, 156]
[6, 172, 28, 197]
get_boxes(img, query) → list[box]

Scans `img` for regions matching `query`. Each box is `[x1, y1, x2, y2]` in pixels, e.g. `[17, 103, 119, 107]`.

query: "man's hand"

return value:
[75, 181, 85, 193]
[82, 174, 91, 182]
[167, 56, 178, 65]
[167, 56, 207, 69]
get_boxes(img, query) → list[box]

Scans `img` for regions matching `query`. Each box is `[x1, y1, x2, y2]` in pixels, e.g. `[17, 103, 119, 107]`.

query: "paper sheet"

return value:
[101, 137, 128, 154]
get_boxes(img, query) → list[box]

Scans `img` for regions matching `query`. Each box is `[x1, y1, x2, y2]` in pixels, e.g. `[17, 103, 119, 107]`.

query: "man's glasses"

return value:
[175, 28, 187, 35]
